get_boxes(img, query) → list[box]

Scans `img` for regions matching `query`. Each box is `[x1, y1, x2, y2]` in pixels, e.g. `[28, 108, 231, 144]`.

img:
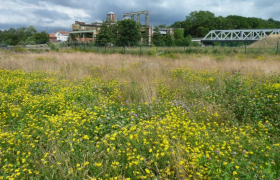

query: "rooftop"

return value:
[54, 31, 69, 35]
[49, 34, 56, 38]
[108, 11, 116, 15]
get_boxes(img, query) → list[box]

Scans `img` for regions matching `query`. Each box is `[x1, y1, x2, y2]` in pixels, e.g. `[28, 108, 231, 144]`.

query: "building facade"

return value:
[49, 34, 57, 43]
[54, 31, 69, 42]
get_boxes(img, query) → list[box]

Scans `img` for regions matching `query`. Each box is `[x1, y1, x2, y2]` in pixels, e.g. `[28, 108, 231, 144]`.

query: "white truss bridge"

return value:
[202, 29, 280, 43]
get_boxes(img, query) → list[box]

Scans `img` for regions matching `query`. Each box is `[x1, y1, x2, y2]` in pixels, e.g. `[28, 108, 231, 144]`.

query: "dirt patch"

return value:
[250, 34, 280, 48]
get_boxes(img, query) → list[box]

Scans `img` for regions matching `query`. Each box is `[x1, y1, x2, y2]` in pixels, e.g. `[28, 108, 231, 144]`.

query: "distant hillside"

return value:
[170, 11, 280, 37]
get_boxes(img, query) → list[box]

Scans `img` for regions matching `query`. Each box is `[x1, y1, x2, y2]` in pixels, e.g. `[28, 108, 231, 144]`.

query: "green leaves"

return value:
[96, 23, 115, 46]
[116, 19, 141, 46]
[152, 27, 164, 46]
[176, 10, 280, 37]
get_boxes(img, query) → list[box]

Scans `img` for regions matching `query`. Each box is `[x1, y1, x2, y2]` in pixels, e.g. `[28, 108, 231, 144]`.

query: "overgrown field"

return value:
[0, 52, 280, 179]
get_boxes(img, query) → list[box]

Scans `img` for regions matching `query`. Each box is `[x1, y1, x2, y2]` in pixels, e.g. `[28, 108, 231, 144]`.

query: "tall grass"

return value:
[0, 50, 279, 179]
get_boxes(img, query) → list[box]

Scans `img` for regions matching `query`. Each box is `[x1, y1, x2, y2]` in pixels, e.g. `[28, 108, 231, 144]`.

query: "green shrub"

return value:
[13, 47, 27, 53]
[48, 43, 59, 51]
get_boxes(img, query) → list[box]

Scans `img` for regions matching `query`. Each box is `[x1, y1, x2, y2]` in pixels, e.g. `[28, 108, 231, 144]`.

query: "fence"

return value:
[1, 41, 279, 55]
[0, 44, 50, 51]
[65, 41, 280, 56]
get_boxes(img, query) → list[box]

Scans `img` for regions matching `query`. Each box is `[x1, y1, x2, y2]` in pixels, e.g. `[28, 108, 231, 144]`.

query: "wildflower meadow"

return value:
[0, 51, 279, 179]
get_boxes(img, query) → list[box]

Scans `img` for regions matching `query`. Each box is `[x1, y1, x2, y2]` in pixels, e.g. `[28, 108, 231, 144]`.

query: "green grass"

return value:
[63, 44, 280, 56]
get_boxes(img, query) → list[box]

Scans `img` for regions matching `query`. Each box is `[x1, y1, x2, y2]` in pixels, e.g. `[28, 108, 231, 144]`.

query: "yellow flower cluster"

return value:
[0, 69, 279, 179]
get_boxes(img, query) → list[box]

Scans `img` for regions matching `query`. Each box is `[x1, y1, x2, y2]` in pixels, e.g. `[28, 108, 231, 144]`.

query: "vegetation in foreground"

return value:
[0, 52, 279, 179]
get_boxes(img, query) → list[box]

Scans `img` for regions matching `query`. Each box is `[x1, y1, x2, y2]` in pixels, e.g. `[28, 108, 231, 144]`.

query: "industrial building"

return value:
[69, 11, 175, 45]
[69, 11, 118, 43]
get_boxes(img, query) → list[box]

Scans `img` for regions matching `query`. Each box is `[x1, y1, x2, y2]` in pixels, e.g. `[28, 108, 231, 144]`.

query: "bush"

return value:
[148, 45, 157, 56]
[190, 42, 200, 47]
[48, 43, 59, 51]
[13, 47, 27, 53]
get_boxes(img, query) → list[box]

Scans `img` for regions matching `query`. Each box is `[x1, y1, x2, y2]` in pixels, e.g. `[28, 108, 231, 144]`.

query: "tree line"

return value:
[0, 25, 49, 46]
[170, 11, 280, 37]
[96, 20, 192, 47]
[97, 10, 280, 47]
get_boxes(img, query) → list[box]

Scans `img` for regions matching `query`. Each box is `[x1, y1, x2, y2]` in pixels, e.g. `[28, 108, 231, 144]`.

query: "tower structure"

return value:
[107, 11, 117, 23]
[122, 11, 149, 26]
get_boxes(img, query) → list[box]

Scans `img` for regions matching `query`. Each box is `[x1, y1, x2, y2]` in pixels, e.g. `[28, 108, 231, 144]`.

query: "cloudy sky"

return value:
[0, 0, 279, 32]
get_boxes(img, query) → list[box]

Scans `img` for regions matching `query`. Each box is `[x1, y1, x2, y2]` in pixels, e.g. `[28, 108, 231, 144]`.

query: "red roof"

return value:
[49, 34, 56, 38]
[54, 31, 69, 35]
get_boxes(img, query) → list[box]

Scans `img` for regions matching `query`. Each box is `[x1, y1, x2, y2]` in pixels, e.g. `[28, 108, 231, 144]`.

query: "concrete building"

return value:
[153, 28, 176, 36]
[69, 12, 119, 43]
[69, 11, 174, 45]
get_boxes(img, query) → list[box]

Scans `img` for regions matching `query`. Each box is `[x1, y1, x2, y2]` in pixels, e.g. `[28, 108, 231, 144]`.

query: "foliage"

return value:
[173, 28, 184, 40]
[141, 28, 150, 46]
[32, 31, 49, 44]
[0, 25, 48, 45]
[170, 11, 280, 37]
[47, 43, 59, 51]
[24, 25, 38, 37]
[184, 11, 215, 37]
[164, 31, 174, 46]
[174, 29, 191, 46]
[116, 19, 141, 46]
[158, 24, 167, 28]
[169, 21, 183, 28]
[96, 23, 115, 46]
[0, 66, 279, 179]
[148, 45, 157, 56]
[152, 27, 165, 46]
[223, 72, 280, 129]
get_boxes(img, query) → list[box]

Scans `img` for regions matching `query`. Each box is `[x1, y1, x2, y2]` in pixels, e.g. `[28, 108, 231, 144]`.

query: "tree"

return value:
[158, 24, 167, 28]
[32, 31, 49, 44]
[141, 28, 150, 46]
[174, 29, 184, 46]
[169, 21, 184, 29]
[96, 23, 115, 46]
[152, 27, 164, 46]
[212, 16, 229, 30]
[226, 15, 251, 29]
[9, 28, 16, 34]
[184, 11, 216, 37]
[16, 27, 27, 43]
[116, 19, 141, 46]
[164, 31, 174, 46]
[10, 34, 20, 46]
[24, 25, 37, 37]
[173, 29, 192, 46]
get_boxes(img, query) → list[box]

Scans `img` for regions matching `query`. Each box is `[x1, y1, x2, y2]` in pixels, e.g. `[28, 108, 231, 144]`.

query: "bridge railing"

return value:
[203, 29, 280, 41]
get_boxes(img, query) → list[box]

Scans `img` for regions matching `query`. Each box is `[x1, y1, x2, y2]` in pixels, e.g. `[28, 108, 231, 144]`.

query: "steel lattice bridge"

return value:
[201, 29, 280, 43]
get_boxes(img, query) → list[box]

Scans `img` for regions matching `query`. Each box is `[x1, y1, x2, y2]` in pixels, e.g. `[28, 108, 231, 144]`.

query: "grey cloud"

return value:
[1, 0, 280, 31]
[33, 10, 71, 20]
[253, 0, 280, 7]
[22, 0, 95, 8]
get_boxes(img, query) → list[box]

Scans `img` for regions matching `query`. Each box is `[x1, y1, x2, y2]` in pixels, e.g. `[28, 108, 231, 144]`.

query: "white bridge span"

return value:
[202, 29, 280, 43]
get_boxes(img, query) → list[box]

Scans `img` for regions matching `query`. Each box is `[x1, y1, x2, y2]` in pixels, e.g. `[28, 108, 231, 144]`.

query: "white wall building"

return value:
[54, 31, 69, 42]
